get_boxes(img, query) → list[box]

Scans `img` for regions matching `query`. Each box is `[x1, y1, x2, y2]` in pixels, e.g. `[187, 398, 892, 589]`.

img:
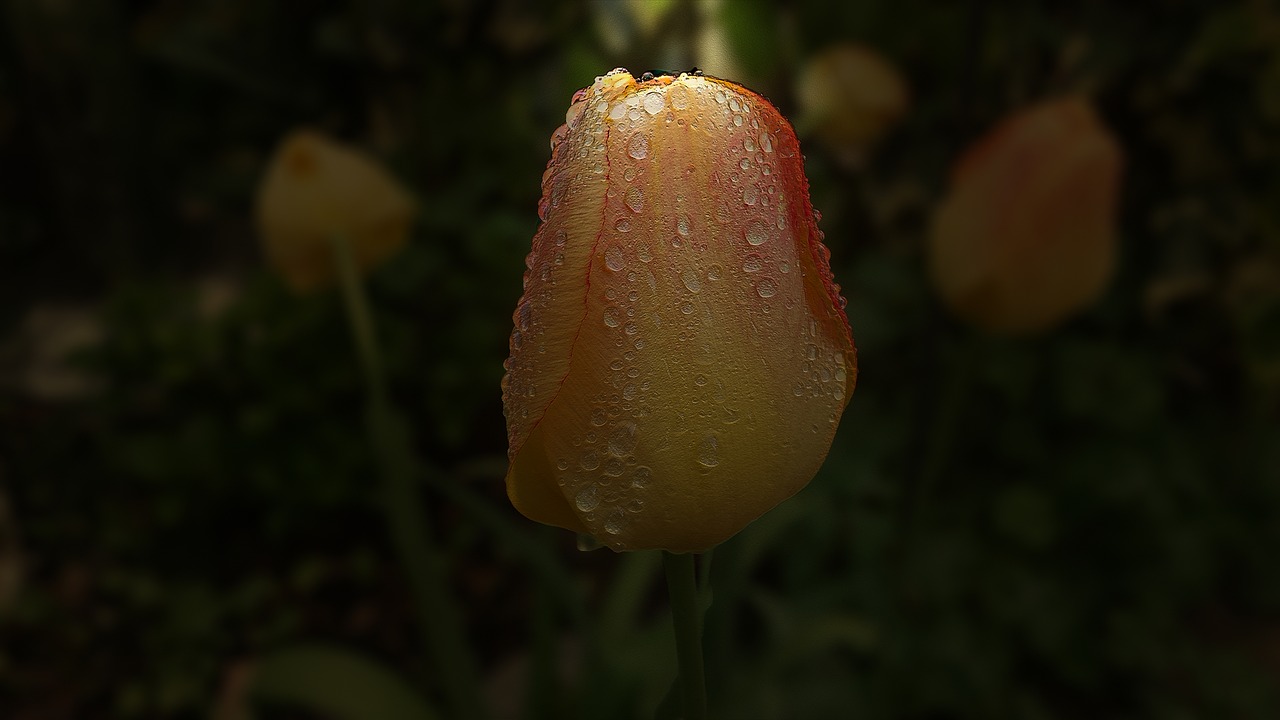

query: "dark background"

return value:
[2, 1, 1279, 718]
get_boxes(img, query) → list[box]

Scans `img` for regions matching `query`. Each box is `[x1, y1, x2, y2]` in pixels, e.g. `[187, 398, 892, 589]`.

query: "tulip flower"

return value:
[256, 130, 415, 293]
[502, 69, 857, 552]
[796, 44, 908, 166]
[928, 97, 1123, 334]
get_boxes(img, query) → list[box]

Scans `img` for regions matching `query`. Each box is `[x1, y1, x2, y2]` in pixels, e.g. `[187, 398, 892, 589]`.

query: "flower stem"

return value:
[329, 234, 487, 720]
[663, 551, 707, 720]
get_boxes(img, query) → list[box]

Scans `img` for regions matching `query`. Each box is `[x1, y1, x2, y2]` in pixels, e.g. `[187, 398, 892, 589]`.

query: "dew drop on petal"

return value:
[591, 408, 608, 426]
[745, 220, 769, 246]
[744, 136, 756, 152]
[756, 278, 779, 298]
[682, 270, 703, 293]
[575, 485, 600, 511]
[624, 186, 644, 213]
[743, 186, 759, 206]
[760, 132, 774, 153]
[603, 305, 620, 327]
[676, 214, 691, 237]
[603, 508, 626, 534]
[631, 466, 652, 488]
[628, 132, 649, 160]
[707, 264, 724, 280]
[670, 83, 691, 109]
[743, 254, 762, 273]
[698, 434, 720, 468]
[580, 451, 601, 470]
[604, 245, 626, 271]
[614, 217, 631, 232]
[608, 421, 638, 455]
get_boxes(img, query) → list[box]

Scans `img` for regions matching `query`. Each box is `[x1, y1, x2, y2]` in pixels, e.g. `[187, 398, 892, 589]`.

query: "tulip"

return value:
[928, 97, 1123, 334]
[796, 44, 908, 166]
[502, 69, 857, 552]
[256, 130, 415, 293]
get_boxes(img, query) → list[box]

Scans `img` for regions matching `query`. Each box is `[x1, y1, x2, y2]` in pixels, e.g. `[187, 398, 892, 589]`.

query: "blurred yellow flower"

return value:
[796, 44, 908, 167]
[255, 130, 415, 293]
[928, 97, 1123, 334]
[502, 70, 857, 552]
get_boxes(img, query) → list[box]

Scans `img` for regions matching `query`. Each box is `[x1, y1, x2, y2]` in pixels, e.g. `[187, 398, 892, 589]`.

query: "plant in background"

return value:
[502, 68, 857, 719]
[928, 97, 1123, 334]
[256, 130, 416, 293]
[251, 131, 485, 720]
[795, 44, 909, 168]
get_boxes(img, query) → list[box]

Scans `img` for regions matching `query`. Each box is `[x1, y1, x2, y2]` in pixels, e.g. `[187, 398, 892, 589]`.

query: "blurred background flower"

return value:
[928, 97, 1123, 334]
[796, 43, 908, 168]
[256, 130, 416, 294]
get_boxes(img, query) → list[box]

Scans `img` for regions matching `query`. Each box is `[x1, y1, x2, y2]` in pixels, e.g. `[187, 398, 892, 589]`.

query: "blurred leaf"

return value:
[250, 643, 442, 720]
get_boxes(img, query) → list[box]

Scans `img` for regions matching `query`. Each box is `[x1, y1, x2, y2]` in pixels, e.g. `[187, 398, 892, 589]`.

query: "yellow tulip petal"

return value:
[503, 70, 856, 552]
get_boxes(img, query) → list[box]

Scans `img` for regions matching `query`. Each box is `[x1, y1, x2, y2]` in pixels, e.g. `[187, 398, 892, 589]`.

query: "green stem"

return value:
[663, 551, 707, 720]
[329, 234, 487, 720]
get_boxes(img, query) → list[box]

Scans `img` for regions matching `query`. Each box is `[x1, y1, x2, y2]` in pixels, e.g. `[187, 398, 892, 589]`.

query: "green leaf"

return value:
[250, 643, 442, 720]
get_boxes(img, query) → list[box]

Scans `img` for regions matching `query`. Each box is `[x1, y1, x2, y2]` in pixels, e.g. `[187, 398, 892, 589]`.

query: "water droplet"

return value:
[680, 302, 694, 315]
[676, 214, 691, 237]
[609, 103, 626, 121]
[603, 457, 625, 476]
[694, 374, 708, 386]
[575, 486, 600, 511]
[591, 408, 608, 426]
[610, 359, 624, 370]
[623, 166, 637, 181]
[614, 217, 631, 232]
[682, 270, 702, 293]
[557, 458, 570, 470]
[603, 508, 626, 534]
[642, 91, 665, 115]
[555, 230, 568, 246]
[760, 132, 774, 152]
[742, 254, 762, 272]
[624, 321, 638, 335]
[743, 186, 758, 206]
[628, 132, 649, 159]
[637, 245, 652, 263]
[776, 215, 787, 230]
[670, 83, 691, 109]
[756, 278, 779, 298]
[714, 90, 726, 104]
[698, 434, 720, 468]
[707, 264, 724, 280]
[733, 115, 744, 126]
[581, 451, 600, 470]
[728, 96, 741, 112]
[779, 260, 791, 273]
[631, 466, 652, 488]
[739, 157, 750, 170]
[605, 245, 626, 271]
[745, 220, 769, 246]
[625, 186, 644, 213]
[744, 136, 756, 152]
[835, 366, 847, 383]
[608, 421, 638, 455]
